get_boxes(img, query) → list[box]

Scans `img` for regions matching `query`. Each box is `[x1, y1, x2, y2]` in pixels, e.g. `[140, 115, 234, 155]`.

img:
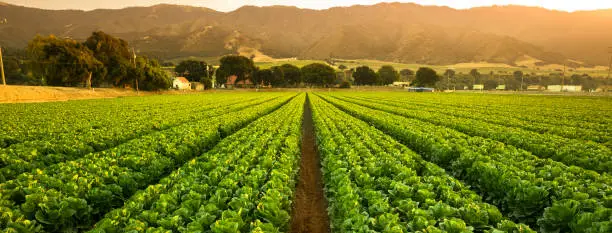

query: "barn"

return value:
[172, 77, 191, 90]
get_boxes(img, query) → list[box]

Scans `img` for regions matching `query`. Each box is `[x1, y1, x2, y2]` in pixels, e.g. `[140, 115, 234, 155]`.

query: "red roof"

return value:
[175, 77, 189, 83]
[225, 75, 253, 85]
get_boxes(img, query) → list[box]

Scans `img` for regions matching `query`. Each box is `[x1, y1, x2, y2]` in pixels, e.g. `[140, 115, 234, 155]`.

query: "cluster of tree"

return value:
[213, 55, 337, 88]
[174, 60, 215, 89]
[4, 31, 171, 90]
[414, 68, 608, 90]
[351, 65, 400, 85]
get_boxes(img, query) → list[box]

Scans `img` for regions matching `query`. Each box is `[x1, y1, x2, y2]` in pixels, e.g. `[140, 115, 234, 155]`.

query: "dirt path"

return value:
[290, 95, 331, 233]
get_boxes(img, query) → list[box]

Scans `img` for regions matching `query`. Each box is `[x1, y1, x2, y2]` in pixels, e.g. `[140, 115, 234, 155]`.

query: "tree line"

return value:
[3, 31, 171, 90]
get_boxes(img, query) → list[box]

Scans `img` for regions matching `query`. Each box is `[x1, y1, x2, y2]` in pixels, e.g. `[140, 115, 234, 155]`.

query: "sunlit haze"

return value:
[5, 0, 612, 12]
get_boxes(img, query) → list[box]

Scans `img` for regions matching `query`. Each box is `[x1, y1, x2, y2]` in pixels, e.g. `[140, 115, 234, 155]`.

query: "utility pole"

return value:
[447, 70, 450, 91]
[607, 47, 612, 87]
[562, 62, 566, 91]
[0, 18, 6, 85]
[0, 45, 5, 86]
[132, 48, 139, 94]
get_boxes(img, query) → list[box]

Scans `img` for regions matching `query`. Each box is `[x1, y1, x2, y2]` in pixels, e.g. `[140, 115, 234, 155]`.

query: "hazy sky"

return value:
[5, 0, 612, 12]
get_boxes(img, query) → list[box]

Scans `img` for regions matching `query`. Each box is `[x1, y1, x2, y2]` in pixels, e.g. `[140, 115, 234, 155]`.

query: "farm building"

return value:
[527, 85, 546, 91]
[225, 75, 255, 88]
[547, 85, 582, 92]
[172, 77, 191, 90]
[392, 82, 411, 87]
[408, 87, 435, 92]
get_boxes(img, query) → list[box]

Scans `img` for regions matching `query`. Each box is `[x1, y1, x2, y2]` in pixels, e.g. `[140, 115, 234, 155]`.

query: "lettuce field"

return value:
[0, 92, 610, 233]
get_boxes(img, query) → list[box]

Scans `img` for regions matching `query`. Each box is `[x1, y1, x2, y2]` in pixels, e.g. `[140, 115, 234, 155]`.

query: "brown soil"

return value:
[290, 95, 331, 233]
[0, 85, 145, 103]
[0, 85, 212, 103]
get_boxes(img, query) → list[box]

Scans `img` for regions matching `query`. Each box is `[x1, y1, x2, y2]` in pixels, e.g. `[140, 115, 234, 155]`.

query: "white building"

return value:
[172, 77, 191, 90]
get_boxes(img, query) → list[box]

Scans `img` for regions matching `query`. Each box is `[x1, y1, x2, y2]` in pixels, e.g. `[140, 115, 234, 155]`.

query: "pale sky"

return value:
[4, 0, 612, 12]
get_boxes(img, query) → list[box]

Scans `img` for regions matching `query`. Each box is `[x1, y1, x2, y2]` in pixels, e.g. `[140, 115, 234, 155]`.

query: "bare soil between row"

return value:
[290, 96, 331, 233]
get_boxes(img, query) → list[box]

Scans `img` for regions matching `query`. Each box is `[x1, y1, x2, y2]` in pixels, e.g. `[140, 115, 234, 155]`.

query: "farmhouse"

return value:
[392, 82, 411, 87]
[225, 75, 255, 88]
[172, 77, 191, 90]
[527, 85, 546, 91]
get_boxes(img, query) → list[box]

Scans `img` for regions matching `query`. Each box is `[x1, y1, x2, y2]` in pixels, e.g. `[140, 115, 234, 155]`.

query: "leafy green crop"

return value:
[310, 94, 534, 232]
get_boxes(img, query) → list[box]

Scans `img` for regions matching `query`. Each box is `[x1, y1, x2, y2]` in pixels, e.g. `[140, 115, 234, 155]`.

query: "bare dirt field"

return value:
[0, 85, 210, 103]
[0, 85, 146, 103]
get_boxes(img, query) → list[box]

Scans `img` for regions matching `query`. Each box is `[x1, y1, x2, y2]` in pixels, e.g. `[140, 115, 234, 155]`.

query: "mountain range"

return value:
[1, 2, 611, 66]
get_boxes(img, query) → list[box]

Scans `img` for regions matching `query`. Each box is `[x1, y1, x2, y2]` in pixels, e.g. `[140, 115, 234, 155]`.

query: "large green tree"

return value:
[270, 66, 285, 87]
[279, 64, 302, 86]
[353, 66, 379, 85]
[84, 31, 131, 86]
[28, 35, 102, 86]
[215, 55, 255, 85]
[377, 65, 399, 85]
[301, 63, 336, 87]
[412, 67, 440, 87]
[253, 68, 273, 87]
[130, 56, 172, 91]
[175, 60, 212, 82]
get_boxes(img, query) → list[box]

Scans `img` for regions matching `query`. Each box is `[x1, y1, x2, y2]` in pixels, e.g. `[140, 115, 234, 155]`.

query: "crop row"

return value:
[328, 94, 611, 173]
[389, 93, 612, 126]
[0, 95, 201, 147]
[317, 93, 611, 233]
[88, 94, 305, 233]
[309, 94, 534, 233]
[0, 94, 283, 183]
[344, 92, 610, 135]
[0, 93, 296, 232]
[343, 93, 610, 146]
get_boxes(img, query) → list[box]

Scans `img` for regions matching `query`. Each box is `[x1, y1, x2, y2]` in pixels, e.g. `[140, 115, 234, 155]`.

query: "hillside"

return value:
[0, 2, 611, 65]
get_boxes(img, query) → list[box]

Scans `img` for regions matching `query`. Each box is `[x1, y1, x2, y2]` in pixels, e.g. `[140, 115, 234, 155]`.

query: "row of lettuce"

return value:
[0, 93, 297, 232]
[328, 94, 611, 173]
[310, 94, 533, 232]
[88, 94, 306, 232]
[0, 93, 286, 182]
[341, 93, 611, 147]
[316, 93, 611, 233]
[373, 92, 612, 129]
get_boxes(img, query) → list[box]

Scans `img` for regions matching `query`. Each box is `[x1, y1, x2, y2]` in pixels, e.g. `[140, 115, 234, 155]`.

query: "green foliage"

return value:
[377, 65, 399, 85]
[175, 60, 213, 83]
[319, 92, 611, 232]
[131, 56, 172, 91]
[352, 65, 379, 85]
[339, 81, 351, 88]
[269, 66, 285, 87]
[279, 64, 301, 86]
[84, 31, 132, 86]
[413, 67, 440, 87]
[27, 35, 102, 86]
[253, 68, 273, 86]
[301, 63, 336, 87]
[216, 55, 255, 85]
[0, 93, 298, 232]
